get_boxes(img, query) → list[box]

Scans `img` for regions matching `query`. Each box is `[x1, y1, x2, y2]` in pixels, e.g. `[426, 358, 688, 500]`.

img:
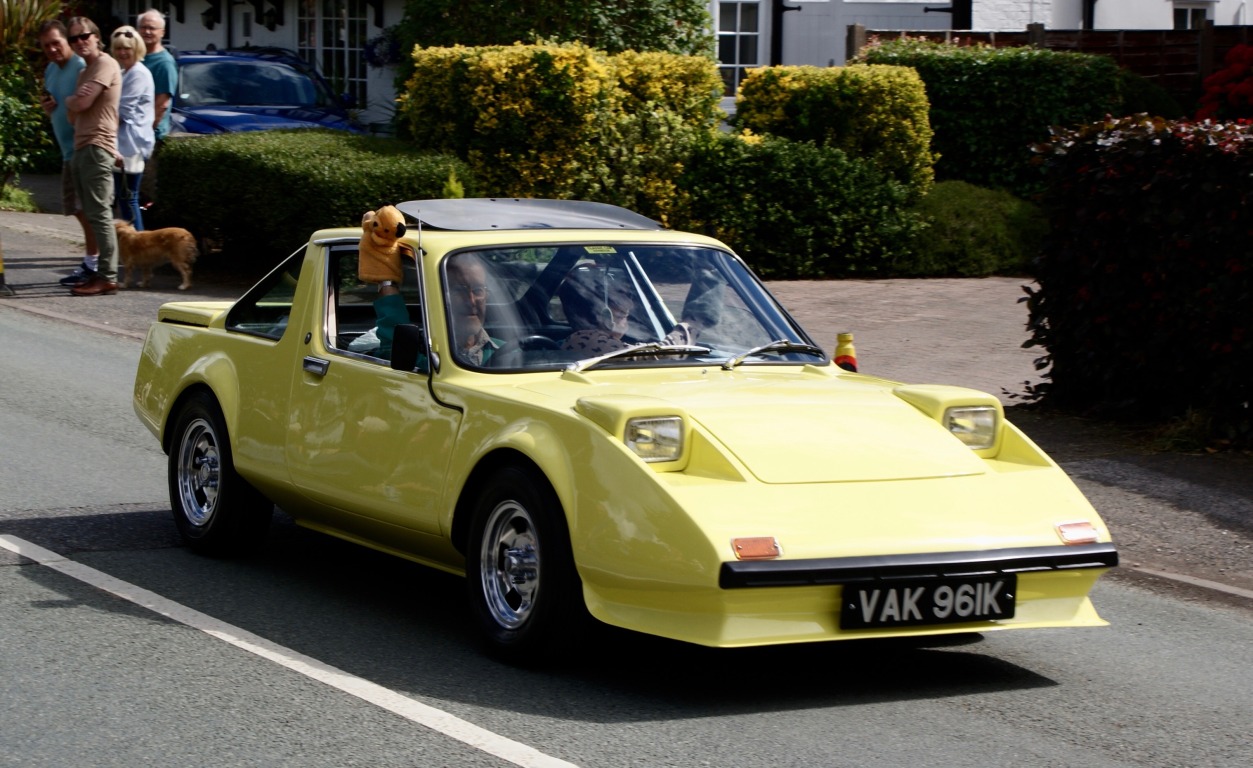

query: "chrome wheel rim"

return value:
[176, 417, 220, 528]
[479, 500, 540, 630]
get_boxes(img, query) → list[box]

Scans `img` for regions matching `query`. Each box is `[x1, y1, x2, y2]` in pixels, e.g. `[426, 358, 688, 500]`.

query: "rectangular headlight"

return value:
[944, 406, 998, 450]
[625, 417, 683, 463]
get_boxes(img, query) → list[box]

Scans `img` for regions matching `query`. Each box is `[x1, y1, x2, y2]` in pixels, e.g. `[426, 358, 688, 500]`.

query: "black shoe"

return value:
[59, 263, 94, 286]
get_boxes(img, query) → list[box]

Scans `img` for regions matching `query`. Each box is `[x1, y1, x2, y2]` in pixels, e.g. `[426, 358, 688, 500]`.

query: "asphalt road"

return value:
[1, 191, 1251, 765]
[1, 304, 1251, 767]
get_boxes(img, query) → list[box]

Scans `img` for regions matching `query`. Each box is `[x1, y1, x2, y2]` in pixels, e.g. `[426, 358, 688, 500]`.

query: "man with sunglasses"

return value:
[63, 16, 121, 296]
[36, 20, 99, 285]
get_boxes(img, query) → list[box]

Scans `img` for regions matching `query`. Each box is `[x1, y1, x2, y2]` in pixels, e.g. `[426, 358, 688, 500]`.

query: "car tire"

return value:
[168, 391, 273, 556]
[467, 465, 589, 664]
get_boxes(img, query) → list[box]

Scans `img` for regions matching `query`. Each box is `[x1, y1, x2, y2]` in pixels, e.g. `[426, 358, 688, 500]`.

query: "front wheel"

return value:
[168, 391, 272, 556]
[467, 466, 588, 664]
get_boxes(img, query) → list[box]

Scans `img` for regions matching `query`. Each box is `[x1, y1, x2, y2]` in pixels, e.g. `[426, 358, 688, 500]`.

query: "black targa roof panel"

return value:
[396, 198, 663, 232]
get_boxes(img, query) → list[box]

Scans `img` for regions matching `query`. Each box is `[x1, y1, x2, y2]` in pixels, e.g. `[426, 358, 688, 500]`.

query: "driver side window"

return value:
[325, 245, 423, 363]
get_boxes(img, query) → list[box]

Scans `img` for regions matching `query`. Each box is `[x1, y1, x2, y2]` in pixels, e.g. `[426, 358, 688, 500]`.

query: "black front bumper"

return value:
[719, 543, 1119, 589]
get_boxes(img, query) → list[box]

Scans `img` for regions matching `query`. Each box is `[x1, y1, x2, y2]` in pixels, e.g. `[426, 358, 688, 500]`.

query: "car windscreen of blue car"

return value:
[172, 55, 360, 134]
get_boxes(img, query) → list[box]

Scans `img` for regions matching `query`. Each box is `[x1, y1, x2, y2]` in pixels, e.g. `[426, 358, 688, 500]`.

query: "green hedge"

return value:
[155, 130, 474, 260]
[397, 42, 722, 224]
[1027, 116, 1253, 445]
[674, 133, 924, 279]
[858, 39, 1121, 196]
[733, 64, 935, 198]
[900, 181, 1046, 277]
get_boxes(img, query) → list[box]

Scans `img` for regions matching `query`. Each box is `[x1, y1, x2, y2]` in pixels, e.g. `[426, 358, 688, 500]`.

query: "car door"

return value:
[284, 242, 461, 541]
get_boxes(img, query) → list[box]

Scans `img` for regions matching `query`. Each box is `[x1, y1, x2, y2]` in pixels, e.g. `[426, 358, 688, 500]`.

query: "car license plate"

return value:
[840, 574, 1016, 629]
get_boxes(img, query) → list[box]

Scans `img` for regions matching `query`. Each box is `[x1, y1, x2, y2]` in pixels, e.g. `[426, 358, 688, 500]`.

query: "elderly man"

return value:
[64, 16, 121, 297]
[37, 20, 99, 285]
[137, 9, 175, 140]
[446, 254, 502, 366]
[137, 9, 176, 205]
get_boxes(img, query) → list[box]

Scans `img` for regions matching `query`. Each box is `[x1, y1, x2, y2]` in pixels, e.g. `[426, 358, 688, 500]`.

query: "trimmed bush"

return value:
[734, 64, 935, 198]
[899, 181, 1046, 277]
[398, 42, 722, 224]
[155, 130, 475, 260]
[1028, 116, 1253, 445]
[1118, 69, 1185, 119]
[858, 39, 1121, 196]
[390, 0, 715, 109]
[674, 133, 924, 279]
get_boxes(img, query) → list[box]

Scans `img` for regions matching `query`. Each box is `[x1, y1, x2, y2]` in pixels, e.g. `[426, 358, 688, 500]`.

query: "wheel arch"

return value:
[160, 376, 241, 455]
[451, 448, 565, 557]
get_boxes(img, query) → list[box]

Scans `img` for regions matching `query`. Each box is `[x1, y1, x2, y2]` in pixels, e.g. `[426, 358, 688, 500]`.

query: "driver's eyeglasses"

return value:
[451, 284, 488, 298]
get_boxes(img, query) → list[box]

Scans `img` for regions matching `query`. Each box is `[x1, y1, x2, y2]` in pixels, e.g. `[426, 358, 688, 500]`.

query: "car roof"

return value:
[395, 199, 664, 232]
[176, 48, 320, 73]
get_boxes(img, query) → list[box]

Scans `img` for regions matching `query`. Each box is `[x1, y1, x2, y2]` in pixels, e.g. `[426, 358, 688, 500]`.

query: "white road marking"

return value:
[1129, 565, 1253, 601]
[0, 535, 579, 768]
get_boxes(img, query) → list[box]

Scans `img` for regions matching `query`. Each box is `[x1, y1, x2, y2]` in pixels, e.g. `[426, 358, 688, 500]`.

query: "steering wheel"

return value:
[491, 335, 560, 367]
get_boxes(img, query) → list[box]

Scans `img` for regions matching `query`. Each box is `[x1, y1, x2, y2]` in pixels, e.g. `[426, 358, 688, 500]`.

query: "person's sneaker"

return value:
[59, 263, 94, 286]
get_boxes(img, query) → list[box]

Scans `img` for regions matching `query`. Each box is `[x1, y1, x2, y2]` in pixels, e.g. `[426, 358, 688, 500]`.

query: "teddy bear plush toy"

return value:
[357, 205, 412, 284]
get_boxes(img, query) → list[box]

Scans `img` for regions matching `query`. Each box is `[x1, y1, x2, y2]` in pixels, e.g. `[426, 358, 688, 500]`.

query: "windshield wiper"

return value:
[721, 339, 825, 370]
[568, 342, 712, 373]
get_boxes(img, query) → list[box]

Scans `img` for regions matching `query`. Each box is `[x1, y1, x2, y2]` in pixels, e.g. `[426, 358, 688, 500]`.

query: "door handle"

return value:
[302, 356, 329, 376]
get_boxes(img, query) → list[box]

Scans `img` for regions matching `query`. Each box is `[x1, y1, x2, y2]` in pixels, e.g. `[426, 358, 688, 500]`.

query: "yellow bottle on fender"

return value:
[835, 332, 857, 372]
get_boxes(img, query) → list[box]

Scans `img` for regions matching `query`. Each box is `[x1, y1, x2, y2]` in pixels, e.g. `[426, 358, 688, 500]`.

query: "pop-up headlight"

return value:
[944, 406, 999, 450]
[625, 416, 683, 463]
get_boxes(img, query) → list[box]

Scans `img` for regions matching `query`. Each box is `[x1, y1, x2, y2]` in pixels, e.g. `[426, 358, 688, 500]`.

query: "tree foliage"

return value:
[391, 1, 715, 140]
[0, 0, 61, 59]
[0, 0, 61, 190]
[395, 0, 714, 57]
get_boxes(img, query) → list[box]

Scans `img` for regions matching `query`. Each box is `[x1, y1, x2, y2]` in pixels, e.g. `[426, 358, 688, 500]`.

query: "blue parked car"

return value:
[171, 48, 362, 135]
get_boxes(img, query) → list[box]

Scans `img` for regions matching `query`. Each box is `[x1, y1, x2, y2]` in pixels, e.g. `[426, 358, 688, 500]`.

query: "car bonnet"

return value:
[515, 372, 990, 484]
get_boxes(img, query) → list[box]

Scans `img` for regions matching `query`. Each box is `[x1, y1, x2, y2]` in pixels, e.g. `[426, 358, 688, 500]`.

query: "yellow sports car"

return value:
[134, 198, 1117, 662]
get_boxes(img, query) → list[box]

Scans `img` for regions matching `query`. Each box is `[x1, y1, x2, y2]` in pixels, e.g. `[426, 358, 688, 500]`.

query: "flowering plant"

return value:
[1196, 44, 1253, 121]
[363, 26, 403, 68]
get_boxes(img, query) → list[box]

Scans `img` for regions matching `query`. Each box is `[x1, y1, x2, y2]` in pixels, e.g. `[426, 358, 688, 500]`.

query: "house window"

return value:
[120, 0, 168, 38]
[717, 1, 762, 95]
[297, 0, 368, 108]
[1174, 5, 1210, 30]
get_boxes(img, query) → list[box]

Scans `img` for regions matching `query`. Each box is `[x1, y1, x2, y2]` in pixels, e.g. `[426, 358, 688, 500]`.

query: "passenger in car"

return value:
[558, 264, 639, 355]
[558, 262, 723, 356]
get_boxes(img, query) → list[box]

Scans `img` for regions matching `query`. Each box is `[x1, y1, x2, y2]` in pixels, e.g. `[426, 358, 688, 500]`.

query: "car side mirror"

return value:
[391, 324, 430, 373]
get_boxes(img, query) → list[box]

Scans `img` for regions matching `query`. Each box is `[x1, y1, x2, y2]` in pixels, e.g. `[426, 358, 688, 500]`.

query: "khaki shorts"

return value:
[61, 162, 80, 215]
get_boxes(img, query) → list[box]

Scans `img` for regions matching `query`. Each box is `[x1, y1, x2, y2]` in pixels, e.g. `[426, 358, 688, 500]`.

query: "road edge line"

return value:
[1127, 565, 1253, 601]
[0, 534, 579, 768]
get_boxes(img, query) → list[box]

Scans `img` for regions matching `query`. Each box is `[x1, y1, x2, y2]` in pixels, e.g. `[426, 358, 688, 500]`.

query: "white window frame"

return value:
[714, 0, 765, 96]
[1173, 2, 1213, 30]
[297, 0, 369, 108]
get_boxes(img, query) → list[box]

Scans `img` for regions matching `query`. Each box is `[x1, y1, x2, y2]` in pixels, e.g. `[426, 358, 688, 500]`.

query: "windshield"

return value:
[177, 59, 333, 108]
[440, 244, 823, 371]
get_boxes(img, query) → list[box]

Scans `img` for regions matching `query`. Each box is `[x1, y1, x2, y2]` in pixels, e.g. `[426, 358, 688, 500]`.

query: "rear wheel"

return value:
[168, 391, 272, 556]
[467, 466, 588, 664]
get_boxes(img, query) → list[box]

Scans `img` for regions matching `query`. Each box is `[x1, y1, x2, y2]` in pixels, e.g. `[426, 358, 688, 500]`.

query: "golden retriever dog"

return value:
[115, 220, 198, 290]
